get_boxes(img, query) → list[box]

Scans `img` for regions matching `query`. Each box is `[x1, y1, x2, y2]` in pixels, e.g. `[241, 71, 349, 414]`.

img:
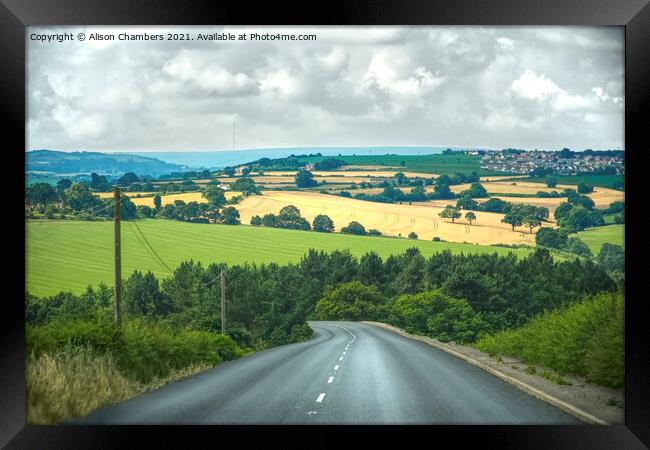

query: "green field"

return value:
[299, 154, 500, 175]
[27, 219, 534, 297]
[514, 174, 624, 189]
[603, 214, 617, 225]
[575, 224, 625, 255]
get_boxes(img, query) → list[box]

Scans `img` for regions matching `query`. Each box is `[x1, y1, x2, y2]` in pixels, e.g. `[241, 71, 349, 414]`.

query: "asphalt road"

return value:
[77, 321, 580, 424]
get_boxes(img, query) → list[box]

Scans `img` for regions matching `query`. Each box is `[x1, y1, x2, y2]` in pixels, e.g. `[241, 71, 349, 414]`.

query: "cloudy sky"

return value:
[27, 26, 624, 152]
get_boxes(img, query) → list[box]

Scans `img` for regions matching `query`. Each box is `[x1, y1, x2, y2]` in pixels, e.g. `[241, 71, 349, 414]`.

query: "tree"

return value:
[66, 183, 102, 212]
[315, 281, 386, 321]
[394, 172, 407, 186]
[597, 243, 624, 273]
[202, 185, 227, 208]
[433, 176, 454, 199]
[480, 197, 508, 213]
[357, 252, 384, 285]
[558, 205, 603, 232]
[56, 179, 72, 191]
[220, 207, 241, 225]
[137, 205, 153, 218]
[523, 215, 542, 233]
[117, 172, 141, 186]
[313, 214, 334, 233]
[465, 211, 477, 225]
[367, 229, 382, 236]
[408, 231, 418, 239]
[114, 195, 137, 220]
[565, 237, 593, 258]
[262, 213, 277, 227]
[457, 196, 478, 210]
[554, 202, 573, 221]
[295, 169, 318, 188]
[223, 167, 236, 177]
[26, 182, 58, 209]
[577, 182, 594, 194]
[341, 221, 367, 235]
[250, 215, 263, 226]
[425, 296, 486, 343]
[569, 194, 595, 209]
[89, 173, 110, 191]
[314, 158, 347, 170]
[153, 194, 162, 211]
[502, 209, 524, 231]
[124, 270, 171, 317]
[604, 201, 624, 215]
[546, 176, 558, 188]
[242, 167, 251, 176]
[535, 227, 568, 249]
[460, 182, 488, 198]
[439, 205, 461, 223]
[230, 177, 260, 195]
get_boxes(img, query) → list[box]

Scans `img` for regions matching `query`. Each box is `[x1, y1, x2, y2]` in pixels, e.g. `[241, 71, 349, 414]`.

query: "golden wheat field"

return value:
[235, 191, 543, 245]
[96, 191, 242, 207]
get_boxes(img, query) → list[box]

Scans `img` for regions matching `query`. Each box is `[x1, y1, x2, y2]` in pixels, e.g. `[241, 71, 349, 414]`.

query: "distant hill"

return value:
[26, 150, 186, 176]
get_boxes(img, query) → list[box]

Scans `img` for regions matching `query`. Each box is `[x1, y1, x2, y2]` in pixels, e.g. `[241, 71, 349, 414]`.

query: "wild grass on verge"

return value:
[475, 291, 624, 389]
[27, 345, 136, 424]
[26, 317, 249, 423]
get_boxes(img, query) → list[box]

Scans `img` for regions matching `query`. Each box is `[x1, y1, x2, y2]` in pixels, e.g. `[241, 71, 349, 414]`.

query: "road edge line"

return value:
[362, 321, 609, 425]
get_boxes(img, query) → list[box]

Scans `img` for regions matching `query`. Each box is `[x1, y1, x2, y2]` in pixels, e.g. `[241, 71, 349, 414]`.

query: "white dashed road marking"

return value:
[316, 393, 326, 403]
[334, 365, 339, 371]
[339, 356, 344, 361]
[328, 376, 334, 384]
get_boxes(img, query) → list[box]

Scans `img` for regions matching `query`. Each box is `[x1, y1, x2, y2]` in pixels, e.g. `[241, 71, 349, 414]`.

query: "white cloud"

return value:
[27, 26, 624, 151]
[53, 105, 107, 140]
[163, 50, 258, 96]
[497, 37, 515, 51]
[511, 69, 565, 101]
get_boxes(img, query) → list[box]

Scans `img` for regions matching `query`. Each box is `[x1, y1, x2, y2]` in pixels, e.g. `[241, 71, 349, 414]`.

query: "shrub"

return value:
[315, 281, 386, 321]
[389, 290, 485, 343]
[340, 221, 367, 236]
[26, 318, 244, 384]
[597, 243, 624, 273]
[476, 291, 624, 388]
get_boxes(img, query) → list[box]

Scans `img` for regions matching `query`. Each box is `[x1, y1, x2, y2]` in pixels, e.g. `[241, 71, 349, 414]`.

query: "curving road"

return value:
[77, 321, 580, 424]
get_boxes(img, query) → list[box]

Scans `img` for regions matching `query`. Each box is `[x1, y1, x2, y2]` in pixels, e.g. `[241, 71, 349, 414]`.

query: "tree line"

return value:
[27, 246, 619, 350]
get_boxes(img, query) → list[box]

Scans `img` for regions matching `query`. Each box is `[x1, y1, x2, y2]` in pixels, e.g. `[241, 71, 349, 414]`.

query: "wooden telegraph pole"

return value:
[220, 268, 225, 334]
[114, 187, 122, 324]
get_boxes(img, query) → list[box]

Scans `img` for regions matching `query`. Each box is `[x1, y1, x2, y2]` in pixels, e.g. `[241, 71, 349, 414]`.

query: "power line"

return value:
[126, 213, 174, 274]
[125, 220, 174, 275]
[78, 197, 120, 216]
[119, 197, 224, 289]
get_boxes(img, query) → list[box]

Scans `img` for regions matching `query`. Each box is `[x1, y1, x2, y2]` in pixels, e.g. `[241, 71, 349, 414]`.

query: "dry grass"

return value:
[235, 190, 542, 245]
[27, 346, 137, 424]
[26, 345, 213, 424]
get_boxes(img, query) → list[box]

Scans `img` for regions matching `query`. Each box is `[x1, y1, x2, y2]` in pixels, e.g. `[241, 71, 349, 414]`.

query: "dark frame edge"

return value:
[0, 0, 27, 448]
[624, 1, 650, 447]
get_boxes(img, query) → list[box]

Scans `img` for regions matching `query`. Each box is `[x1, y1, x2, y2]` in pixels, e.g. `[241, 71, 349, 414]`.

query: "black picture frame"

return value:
[2, 0, 648, 447]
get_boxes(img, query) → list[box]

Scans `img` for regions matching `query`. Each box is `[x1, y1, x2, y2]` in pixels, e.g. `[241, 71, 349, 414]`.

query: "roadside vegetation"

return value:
[475, 291, 624, 389]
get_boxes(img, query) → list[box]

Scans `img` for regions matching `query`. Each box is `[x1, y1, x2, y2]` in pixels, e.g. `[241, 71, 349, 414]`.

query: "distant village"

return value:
[444, 148, 624, 175]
